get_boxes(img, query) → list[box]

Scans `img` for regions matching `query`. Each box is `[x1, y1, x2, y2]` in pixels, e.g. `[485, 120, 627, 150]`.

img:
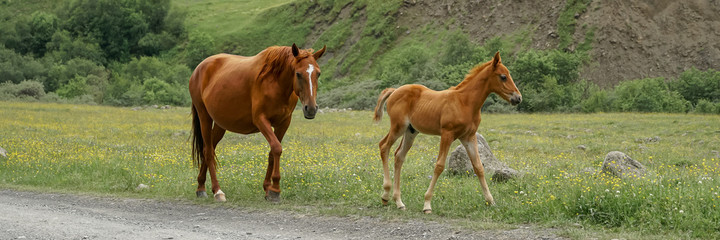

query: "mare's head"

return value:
[291, 43, 326, 119]
[487, 52, 522, 105]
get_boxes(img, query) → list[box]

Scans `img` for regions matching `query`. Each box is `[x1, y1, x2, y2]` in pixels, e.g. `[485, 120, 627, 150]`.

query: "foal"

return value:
[373, 52, 521, 213]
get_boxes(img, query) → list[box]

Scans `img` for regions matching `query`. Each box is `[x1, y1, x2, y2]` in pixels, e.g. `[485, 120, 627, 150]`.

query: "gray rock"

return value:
[0, 146, 7, 158]
[136, 184, 149, 191]
[446, 133, 518, 181]
[492, 168, 520, 183]
[601, 151, 646, 178]
[577, 145, 587, 151]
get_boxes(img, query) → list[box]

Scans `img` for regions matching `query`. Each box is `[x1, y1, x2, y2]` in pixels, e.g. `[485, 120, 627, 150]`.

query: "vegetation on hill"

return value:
[0, 0, 718, 113]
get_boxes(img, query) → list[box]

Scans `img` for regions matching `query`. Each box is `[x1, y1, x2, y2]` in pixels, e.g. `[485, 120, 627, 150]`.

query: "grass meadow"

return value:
[1, 101, 719, 239]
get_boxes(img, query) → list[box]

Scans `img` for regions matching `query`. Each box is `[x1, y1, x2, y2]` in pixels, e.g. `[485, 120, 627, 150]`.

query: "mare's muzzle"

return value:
[303, 105, 318, 119]
[510, 92, 522, 106]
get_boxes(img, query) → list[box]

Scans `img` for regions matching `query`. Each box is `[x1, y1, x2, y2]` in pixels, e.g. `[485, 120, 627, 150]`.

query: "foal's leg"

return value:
[196, 124, 226, 198]
[379, 123, 405, 206]
[461, 134, 495, 205]
[392, 128, 418, 210]
[423, 132, 454, 213]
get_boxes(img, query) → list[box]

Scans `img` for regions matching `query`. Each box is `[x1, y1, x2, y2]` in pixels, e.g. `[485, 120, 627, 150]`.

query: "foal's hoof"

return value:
[398, 206, 406, 211]
[265, 190, 281, 203]
[214, 190, 226, 202]
[423, 209, 432, 214]
[381, 198, 389, 206]
[196, 191, 208, 198]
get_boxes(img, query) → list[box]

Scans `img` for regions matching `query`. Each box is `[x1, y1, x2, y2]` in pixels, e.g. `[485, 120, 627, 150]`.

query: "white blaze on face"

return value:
[306, 64, 314, 96]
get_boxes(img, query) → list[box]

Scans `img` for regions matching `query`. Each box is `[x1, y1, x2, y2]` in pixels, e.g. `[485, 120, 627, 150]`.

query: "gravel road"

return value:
[0, 190, 564, 239]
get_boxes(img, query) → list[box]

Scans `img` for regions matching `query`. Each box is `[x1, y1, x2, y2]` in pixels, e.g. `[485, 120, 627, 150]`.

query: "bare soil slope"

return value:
[394, 0, 720, 87]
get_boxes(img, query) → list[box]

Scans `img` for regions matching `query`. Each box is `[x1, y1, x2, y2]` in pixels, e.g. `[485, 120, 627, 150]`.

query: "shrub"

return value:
[375, 43, 433, 88]
[671, 68, 720, 105]
[610, 78, 690, 113]
[0, 45, 47, 84]
[0, 80, 46, 101]
[694, 99, 720, 114]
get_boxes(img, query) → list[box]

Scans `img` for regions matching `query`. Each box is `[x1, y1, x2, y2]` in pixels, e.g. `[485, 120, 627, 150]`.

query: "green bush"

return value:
[375, 43, 433, 88]
[106, 56, 190, 106]
[671, 68, 720, 105]
[0, 80, 46, 101]
[0, 45, 47, 84]
[694, 99, 720, 114]
[610, 78, 690, 113]
[46, 58, 108, 93]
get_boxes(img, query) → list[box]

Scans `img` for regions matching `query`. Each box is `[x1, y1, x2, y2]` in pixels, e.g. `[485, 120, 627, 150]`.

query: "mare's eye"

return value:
[500, 74, 507, 81]
[296, 72, 302, 78]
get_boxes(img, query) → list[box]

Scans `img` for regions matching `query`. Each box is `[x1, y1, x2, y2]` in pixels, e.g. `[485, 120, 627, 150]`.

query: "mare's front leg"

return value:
[255, 115, 288, 202]
[461, 134, 495, 206]
[423, 131, 454, 213]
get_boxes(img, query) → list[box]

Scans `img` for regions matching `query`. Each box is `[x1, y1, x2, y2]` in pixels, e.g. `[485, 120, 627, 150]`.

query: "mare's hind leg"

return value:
[195, 106, 226, 202]
[379, 122, 405, 207]
[423, 131, 455, 213]
[209, 123, 227, 201]
[196, 123, 226, 198]
[391, 127, 418, 210]
[461, 134, 495, 206]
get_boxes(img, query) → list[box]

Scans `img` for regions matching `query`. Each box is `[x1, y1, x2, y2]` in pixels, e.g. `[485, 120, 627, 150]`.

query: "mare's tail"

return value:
[190, 105, 204, 168]
[373, 88, 396, 123]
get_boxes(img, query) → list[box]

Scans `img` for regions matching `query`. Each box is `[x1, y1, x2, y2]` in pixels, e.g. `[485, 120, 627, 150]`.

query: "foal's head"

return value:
[487, 52, 522, 105]
[291, 43, 326, 119]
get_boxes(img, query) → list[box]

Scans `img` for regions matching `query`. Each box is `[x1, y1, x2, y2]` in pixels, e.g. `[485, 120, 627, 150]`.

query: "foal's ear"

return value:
[292, 43, 300, 57]
[492, 51, 502, 69]
[313, 45, 326, 60]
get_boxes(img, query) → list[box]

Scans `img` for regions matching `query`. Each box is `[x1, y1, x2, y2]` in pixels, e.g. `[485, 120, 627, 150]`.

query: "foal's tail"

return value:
[190, 105, 204, 168]
[373, 88, 396, 123]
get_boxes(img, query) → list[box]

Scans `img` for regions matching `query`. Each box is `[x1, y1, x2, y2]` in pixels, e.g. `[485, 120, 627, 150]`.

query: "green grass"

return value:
[2, 101, 719, 239]
[173, 0, 295, 42]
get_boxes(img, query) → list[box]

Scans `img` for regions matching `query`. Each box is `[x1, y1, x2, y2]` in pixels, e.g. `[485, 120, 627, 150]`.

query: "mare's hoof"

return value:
[196, 191, 208, 198]
[381, 198, 389, 206]
[423, 209, 432, 214]
[398, 206, 406, 211]
[265, 190, 281, 203]
[214, 190, 226, 202]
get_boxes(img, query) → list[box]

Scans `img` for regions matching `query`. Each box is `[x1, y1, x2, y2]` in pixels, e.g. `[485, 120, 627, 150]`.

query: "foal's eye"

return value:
[500, 74, 507, 81]
[296, 72, 302, 79]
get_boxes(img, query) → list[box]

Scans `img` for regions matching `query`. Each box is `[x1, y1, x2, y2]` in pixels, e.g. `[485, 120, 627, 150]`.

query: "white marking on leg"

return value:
[306, 64, 314, 96]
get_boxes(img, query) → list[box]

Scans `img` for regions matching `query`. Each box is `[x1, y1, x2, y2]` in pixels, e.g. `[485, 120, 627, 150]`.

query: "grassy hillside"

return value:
[2, 0, 718, 112]
[173, 0, 294, 40]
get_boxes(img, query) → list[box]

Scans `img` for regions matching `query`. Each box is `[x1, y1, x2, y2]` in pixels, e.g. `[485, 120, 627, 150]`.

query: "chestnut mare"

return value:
[190, 44, 326, 202]
[373, 52, 521, 213]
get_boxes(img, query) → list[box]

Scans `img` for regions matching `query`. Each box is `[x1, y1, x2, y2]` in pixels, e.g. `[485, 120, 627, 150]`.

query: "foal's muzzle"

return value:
[303, 105, 318, 119]
[510, 93, 522, 106]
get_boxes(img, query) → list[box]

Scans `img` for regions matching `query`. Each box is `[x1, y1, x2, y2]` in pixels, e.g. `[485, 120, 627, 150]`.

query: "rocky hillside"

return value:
[390, 0, 719, 87]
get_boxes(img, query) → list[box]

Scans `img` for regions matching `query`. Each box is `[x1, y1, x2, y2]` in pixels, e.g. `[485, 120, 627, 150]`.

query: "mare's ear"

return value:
[313, 45, 326, 60]
[492, 51, 502, 69]
[292, 43, 299, 57]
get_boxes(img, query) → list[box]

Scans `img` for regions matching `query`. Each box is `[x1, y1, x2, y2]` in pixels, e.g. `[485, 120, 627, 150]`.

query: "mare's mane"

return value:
[258, 46, 314, 81]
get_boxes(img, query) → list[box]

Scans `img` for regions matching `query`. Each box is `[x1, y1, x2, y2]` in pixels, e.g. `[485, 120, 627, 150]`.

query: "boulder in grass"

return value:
[446, 133, 519, 181]
[0, 146, 7, 158]
[601, 151, 646, 178]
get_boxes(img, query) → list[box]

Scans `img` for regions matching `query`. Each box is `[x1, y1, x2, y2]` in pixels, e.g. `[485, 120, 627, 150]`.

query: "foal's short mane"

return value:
[452, 60, 492, 90]
[258, 46, 314, 80]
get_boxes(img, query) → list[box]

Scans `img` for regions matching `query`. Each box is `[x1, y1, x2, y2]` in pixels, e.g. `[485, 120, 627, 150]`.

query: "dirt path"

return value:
[0, 190, 565, 239]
